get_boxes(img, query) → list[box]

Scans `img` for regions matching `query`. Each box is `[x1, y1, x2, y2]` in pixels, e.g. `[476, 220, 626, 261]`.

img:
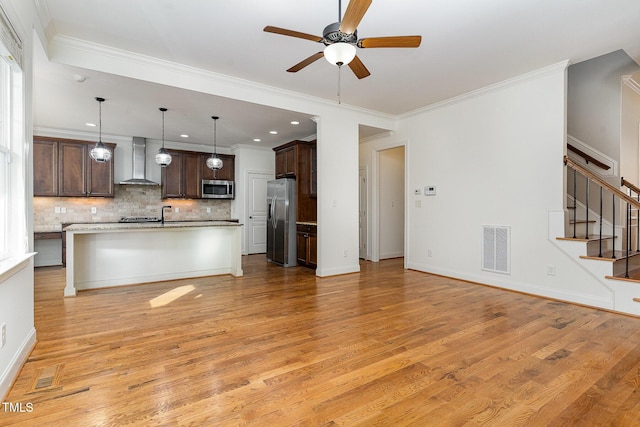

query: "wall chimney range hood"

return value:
[119, 137, 160, 185]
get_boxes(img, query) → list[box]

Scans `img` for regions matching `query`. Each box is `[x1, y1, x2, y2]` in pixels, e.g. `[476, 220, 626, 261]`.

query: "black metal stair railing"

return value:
[564, 156, 640, 278]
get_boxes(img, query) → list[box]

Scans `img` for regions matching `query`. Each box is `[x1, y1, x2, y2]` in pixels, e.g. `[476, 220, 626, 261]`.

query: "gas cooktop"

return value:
[118, 216, 161, 223]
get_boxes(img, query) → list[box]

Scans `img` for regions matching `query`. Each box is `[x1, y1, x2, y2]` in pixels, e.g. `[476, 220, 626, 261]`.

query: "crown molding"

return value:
[33, 126, 132, 144]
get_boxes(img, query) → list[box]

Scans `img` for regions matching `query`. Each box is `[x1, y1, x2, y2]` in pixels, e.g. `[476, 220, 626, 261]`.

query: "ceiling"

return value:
[33, 0, 640, 148]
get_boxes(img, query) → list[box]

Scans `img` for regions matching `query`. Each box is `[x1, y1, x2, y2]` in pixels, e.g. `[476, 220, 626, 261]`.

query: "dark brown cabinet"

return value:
[33, 139, 58, 196]
[162, 150, 202, 199]
[163, 149, 235, 199]
[34, 136, 115, 197]
[274, 140, 318, 268]
[275, 146, 296, 178]
[310, 142, 317, 198]
[274, 141, 317, 223]
[296, 223, 317, 268]
[201, 153, 235, 181]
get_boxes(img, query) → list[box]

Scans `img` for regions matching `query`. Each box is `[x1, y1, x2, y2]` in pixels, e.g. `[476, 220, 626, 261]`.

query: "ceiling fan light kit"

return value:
[264, 0, 421, 79]
[324, 42, 356, 66]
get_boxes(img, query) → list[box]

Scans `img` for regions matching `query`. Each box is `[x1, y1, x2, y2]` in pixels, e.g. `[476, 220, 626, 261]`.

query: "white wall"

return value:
[364, 62, 615, 308]
[621, 73, 640, 185]
[0, 258, 36, 399]
[378, 146, 404, 259]
[568, 50, 640, 166]
[231, 144, 275, 254]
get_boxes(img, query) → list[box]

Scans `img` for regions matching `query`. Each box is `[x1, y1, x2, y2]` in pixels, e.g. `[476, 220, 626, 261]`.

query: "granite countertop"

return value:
[296, 221, 317, 226]
[64, 221, 242, 232]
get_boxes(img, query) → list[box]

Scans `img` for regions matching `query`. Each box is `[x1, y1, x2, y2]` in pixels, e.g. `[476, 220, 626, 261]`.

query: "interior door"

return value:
[247, 172, 272, 254]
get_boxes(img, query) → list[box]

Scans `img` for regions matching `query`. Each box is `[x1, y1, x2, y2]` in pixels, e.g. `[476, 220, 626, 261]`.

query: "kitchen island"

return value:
[63, 221, 243, 296]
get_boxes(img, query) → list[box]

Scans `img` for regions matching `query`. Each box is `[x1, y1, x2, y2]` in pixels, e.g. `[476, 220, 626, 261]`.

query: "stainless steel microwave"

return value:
[201, 180, 234, 199]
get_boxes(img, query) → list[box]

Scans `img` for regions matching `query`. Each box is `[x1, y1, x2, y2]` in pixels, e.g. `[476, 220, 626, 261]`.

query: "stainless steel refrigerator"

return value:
[266, 178, 297, 267]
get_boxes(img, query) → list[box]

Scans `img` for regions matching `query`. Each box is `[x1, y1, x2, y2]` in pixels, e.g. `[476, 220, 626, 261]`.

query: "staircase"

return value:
[555, 156, 640, 315]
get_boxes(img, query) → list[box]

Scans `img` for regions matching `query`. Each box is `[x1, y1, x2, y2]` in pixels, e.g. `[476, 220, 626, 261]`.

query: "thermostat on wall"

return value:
[424, 186, 437, 196]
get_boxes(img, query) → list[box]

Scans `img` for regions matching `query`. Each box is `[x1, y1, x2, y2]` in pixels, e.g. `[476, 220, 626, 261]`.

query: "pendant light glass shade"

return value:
[155, 107, 172, 167]
[324, 42, 356, 66]
[89, 97, 112, 163]
[206, 155, 223, 170]
[207, 116, 223, 171]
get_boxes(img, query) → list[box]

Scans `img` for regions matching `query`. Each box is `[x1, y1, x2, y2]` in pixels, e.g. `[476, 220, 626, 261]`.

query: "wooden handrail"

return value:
[564, 156, 640, 210]
[621, 177, 640, 195]
[567, 144, 611, 170]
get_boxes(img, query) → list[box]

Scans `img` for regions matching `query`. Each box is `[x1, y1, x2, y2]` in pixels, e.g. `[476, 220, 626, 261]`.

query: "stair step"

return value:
[605, 268, 640, 284]
[580, 250, 640, 262]
[556, 235, 615, 243]
[569, 220, 596, 224]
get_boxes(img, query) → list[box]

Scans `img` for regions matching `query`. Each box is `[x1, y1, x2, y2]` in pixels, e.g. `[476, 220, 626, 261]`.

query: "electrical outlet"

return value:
[206, 207, 211, 213]
[91, 207, 97, 214]
[428, 249, 433, 257]
[54, 207, 61, 214]
[61, 207, 67, 213]
[547, 265, 556, 276]
[174, 208, 180, 213]
[343, 249, 348, 258]
[1, 323, 6, 348]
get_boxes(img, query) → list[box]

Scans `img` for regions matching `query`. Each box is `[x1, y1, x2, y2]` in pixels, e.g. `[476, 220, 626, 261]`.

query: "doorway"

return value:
[378, 146, 405, 259]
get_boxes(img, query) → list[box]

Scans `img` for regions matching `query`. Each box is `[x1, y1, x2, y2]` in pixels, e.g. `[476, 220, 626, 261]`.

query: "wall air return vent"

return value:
[482, 225, 510, 274]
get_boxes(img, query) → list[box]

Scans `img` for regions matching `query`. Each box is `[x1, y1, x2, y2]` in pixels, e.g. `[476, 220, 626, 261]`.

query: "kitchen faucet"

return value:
[161, 205, 172, 225]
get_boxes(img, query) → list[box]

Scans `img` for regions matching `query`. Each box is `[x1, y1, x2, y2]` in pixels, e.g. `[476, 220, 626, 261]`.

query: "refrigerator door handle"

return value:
[271, 195, 277, 229]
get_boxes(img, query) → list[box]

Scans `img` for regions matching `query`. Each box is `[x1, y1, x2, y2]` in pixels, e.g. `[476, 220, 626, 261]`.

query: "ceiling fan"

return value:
[264, 0, 421, 79]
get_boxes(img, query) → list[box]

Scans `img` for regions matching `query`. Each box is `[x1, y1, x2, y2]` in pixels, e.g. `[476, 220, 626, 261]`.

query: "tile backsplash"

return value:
[34, 185, 232, 231]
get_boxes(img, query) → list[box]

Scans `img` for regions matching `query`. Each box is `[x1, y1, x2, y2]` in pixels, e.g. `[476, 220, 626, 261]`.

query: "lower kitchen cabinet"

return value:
[296, 223, 317, 268]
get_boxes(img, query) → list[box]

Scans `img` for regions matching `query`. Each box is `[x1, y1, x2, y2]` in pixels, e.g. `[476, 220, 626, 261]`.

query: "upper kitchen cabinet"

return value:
[33, 139, 58, 196]
[34, 136, 115, 197]
[162, 150, 202, 199]
[201, 153, 235, 181]
[275, 144, 296, 178]
[273, 140, 317, 223]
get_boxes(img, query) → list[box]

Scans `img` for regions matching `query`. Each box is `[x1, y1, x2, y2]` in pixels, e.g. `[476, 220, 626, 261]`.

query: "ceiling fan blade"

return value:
[287, 52, 325, 73]
[348, 55, 371, 79]
[358, 35, 422, 48]
[339, 0, 372, 34]
[263, 26, 323, 43]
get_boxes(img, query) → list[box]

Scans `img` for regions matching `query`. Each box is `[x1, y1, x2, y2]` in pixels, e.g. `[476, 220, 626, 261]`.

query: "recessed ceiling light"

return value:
[269, 131, 278, 135]
[291, 121, 299, 125]
[180, 134, 189, 138]
[253, 138, 261, 142]
[86, 122, 96, 127]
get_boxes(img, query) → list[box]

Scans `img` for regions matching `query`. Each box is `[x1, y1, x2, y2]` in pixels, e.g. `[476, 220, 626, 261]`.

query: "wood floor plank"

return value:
[3, 256, 640, 425]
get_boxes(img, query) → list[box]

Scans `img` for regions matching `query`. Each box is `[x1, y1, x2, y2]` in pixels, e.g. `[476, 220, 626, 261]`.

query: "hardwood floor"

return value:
[3, 255, 640, 426]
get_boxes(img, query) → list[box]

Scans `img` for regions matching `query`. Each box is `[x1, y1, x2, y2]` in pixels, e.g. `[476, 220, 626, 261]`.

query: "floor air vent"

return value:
[482, 225, 510, 274]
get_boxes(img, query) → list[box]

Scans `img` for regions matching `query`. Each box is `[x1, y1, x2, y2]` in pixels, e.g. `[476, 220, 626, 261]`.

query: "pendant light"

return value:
[89, 97, 112, 162]
[206, 116, 223, 170]
[155, 107, 172, 167]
